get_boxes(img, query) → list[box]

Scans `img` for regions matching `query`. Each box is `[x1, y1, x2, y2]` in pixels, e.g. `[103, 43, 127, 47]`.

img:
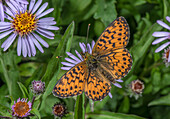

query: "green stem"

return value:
[0, 53, 11, 95]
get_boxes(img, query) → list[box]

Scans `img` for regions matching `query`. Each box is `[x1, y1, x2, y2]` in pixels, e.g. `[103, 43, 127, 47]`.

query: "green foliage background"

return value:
[0, 0, 170, 118]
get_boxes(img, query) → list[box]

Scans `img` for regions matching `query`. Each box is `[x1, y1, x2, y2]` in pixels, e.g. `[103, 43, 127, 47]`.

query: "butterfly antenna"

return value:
[85, 24, 91, 52]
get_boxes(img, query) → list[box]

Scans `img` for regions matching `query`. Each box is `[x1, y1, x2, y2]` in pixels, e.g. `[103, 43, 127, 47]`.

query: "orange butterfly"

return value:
[53, 17, 132, 101]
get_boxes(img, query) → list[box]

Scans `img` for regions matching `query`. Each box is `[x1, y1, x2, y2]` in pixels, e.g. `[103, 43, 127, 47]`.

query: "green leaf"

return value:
[94, 0, 117, 26]
[31, 108, 41, 119]
[17, 82, 29, 98]
[148, 94, 170, 106]
[74, 94, 85, 119]
[87, 111, 146, 119]
[118, 96, 130, 113]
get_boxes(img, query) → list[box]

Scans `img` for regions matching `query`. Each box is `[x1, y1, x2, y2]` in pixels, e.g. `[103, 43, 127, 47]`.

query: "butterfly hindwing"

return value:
[93, 16, 130, 54]
[84, 71, 111, 101]
[53, 61, 87, 98]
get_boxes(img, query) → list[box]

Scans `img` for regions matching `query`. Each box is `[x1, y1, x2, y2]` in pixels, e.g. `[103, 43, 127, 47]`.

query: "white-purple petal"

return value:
[36, 29, 54, 39]
[38, 21, 56, 25]
[1, 33, 15, 48]
[0, 22, 12, 26]
[66, 52, 81, 63]
[79, 42, 85, 53]
[116, 79, 123, 82]
[155, 42, 170, 53]
[108, 92, 112, 98]
[38, 25, 59, 30]
[22, 37, 28, 57]
[31, 32, 49, 47]
[37, 28, 54, 36]
[4, 6, 15, 17]
[35, 2, 48, 16]
[75, 50, 83, 61]
[4, 13, 13, 21]
[31, 0, 42, 14]
[38, 17, 54, 22]
[25, 37, 31, 57]
[0, 29, 14, 39]
[27, 35, 36, 56]
[17, 36, 22, 56]
[29, 0, 36, 12]
[87, 43, 92, 54]
[61, 62, 75, 67]
[168, 52, 170, 62]
[6, 1, 18, 14]
[65, 58, 77, 64]
[166, 16, 170, 23]
[157, 20, 170, 30]
[36, 8, 54, 18]
[91, 40, 95, 49]
[61, 67, 72, 70]
[152, 36, 168, 45]
[113, 83, 122, 88]
[0, 27, 11, 33]
[152, 31, 169, 37]
[2, 34, 17, 51]
[0, 1, 4, 21]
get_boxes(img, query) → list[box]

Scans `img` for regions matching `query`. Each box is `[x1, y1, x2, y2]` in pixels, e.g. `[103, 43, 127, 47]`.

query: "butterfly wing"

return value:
[92, 16, 130, 54]
[99, 48, 132, 81]
[84, 71, 111, 101]
[53, 61, 87, 98]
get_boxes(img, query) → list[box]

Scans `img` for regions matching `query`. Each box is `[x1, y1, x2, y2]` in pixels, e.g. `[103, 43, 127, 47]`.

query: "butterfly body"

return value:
[53, 17, 132, 101]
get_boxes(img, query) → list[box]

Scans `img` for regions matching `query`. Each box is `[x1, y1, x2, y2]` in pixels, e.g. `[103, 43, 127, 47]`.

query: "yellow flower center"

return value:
[12, 11, 38, 36]
[14, 101, 30, 117]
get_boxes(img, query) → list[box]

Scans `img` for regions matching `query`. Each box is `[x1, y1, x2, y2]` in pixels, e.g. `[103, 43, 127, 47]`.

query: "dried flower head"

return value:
[12, 98, 32, 118]
[162, 47, 170, 67]
[31, 80, 45, 95]
[131, 79, 144, 94]
[52, 103, 68, 117]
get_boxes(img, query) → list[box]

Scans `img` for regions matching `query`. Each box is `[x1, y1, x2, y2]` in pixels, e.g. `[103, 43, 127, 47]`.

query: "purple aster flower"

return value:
[31, 80, 45, 95]
[152, 16, 170, 53]
[0, 0, 59, 57]
[61, 40, 123, 89]
[12, 98, 32, 118]
[0, 0, 28, 21]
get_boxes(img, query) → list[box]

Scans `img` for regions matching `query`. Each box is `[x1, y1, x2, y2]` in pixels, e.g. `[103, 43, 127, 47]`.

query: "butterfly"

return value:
[53, 16, 132, 101]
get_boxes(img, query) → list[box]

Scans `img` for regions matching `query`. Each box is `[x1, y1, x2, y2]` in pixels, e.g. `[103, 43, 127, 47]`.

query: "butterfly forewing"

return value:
[53, 61, 87, 98]
[99, 48, 132, 81]
[92, 16, 130, 54]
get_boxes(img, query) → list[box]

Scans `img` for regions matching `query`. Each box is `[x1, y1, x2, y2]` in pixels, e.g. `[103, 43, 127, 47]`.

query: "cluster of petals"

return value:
[0, 0, 59, 57]
[152, 16, 170, 53]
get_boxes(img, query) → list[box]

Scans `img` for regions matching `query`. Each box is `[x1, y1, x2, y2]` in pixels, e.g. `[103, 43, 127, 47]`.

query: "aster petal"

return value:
[36, 2, 48, 16]
[27, 35, 36, 56]
[25, 37, 31, 57]
[65, 58, 77, 64]
[31, 0, 42, 14]
[0, 27, 11, 33]
[0, 22, 12, 26]
[66, 52, 81, 63]
[31, 32, 49, 47]
[29, 34, 44, 53]
[17, 0, 29, 4]
[36, 8, 54, 18]
[157, 20, 170, 30]
[0, 25, 11, 30]
[38, 21, 56, 25]
[4, 6, 15, 17]
[0, 29, 14, 39]
[108, 92, 112, 98]
[152, 31, 169, 37]
[17, 98, 20, 102]
[29, 0, 36, 12]
[17, 36, 22, 56]
[10, 0, 24, 12]
[6, 1, 18, 14]
[113, 83, 122, 88]
[36, 29, 54, 39]
[61, 62, 75, 67]
[79, 42, 85, 53]
[87, 43, 92, 54]
[91, 40, 95, 49]
[2, 33, 17, 51]
[4, 13, 13, 21]
[75, 50, 83, 61]
[166, 16, 170, 23]
[61, 67, 72, 70]
[37, 28, 54, 36]
[0, 1, 4, 21]
[116, 79, 123, 82]
[1, 33, 14, 47]
[38, 25, 59, 31]
[155, 42, 170, 53]
[152, 36, 169, 45]
[38, 17, 54, 22]
[22, 37, 28, 57]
